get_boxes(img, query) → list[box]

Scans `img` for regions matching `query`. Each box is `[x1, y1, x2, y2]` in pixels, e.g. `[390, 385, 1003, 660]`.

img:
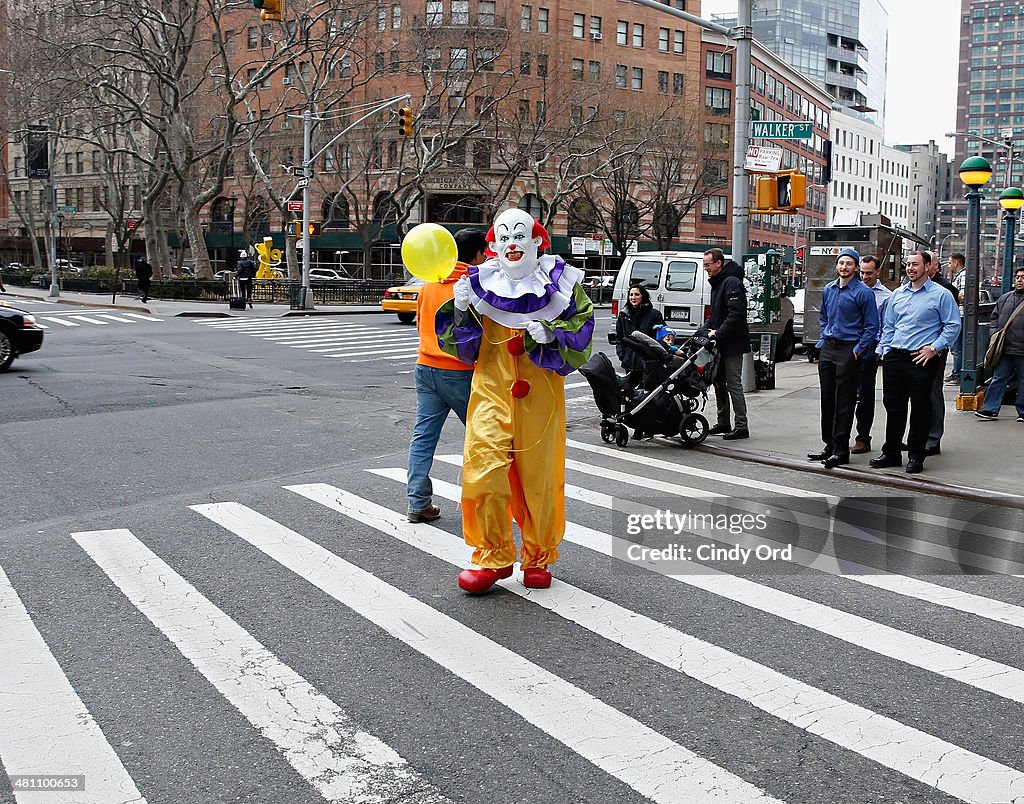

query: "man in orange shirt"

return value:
[406, 228, 488, 523]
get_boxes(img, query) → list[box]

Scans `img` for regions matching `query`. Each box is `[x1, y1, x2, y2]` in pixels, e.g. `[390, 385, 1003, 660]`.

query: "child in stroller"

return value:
[579, 330, 719, 447]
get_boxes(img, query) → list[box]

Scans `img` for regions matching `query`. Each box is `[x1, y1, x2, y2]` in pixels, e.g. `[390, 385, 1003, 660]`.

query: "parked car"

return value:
[212, 270, 233, 281]
[585, 275, 616, 289]
[0, 304, 44, 371]
[6, 262, 23, 271]
[381, 278, 425, 323]
[309, 268, 349, 282]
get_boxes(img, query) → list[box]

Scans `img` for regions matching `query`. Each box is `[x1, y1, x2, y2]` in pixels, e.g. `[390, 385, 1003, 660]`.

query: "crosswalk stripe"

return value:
[0, 565, 146, 804]
[370, 468, 1024, 706]
[278, 333, 418, 348]
[286, 482, 1024, 804]
[70, 528, 446, 804]
[39, 317, 78, 326]
[65, 315, 107, 325]
[435, 455, 1024, 629]
[191, 502, 780, 804]
[95, 314, 136, 323]
[564, 380, 589, 389]
[337, 352, 419, 362]
[122, 313, 161, 322]
[556, 455, 1024, 575]
[258, 329, 378, 343]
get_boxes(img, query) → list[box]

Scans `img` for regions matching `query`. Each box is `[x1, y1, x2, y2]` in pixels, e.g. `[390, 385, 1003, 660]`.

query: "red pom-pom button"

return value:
[507, 335, 526, 356]
[511, 380, 531, 398]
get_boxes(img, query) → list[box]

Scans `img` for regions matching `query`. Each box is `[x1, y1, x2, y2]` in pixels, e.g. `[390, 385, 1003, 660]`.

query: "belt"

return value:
[824, 337, 857, 346]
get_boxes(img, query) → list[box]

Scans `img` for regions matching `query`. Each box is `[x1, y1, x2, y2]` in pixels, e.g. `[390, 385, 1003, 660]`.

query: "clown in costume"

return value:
[436, 209, 594, 594]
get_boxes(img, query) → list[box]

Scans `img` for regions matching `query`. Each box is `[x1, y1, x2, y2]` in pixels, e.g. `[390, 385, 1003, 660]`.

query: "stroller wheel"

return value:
[614, 424, 630, 447]
[679, 413, 709, 445]
[601, 421, 615, 443]
[683, 397, 699, 413]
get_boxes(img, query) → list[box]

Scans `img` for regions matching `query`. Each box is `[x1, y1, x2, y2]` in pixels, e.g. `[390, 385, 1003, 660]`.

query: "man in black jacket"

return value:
[703, 248, 751, 440]
[134, 258, 153, 303]
[976, 267, 1024, 421]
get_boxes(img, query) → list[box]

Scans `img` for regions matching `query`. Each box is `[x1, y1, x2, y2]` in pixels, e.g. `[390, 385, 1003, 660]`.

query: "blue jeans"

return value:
[407, 364, 473, 513]
[981, 353, 1024, 417]
[951, 326, 963, 378]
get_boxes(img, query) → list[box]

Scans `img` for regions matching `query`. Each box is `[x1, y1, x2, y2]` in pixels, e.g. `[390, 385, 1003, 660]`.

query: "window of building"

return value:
[657, 70, 668, 93]
[538, 7, 549, 32]
[451, 0, 469, 24]
[589, 60, 600, 81]
[573, 13, 585, 37]
[659, 28, 669, 52]
[247, 27, 258, 49]
[477, 0, 494, 24]
[615, 63, 627, 88]
[377, 8, 386, 30]
[521, 52, 531, 74]
[705, 86, 731, 114]
[614, 110, 626, 124]
[617, 20, 628, 45]
[702, 195, 728, 220]
[570, 106, 583, 125]
[451, 47, 467, 69]
[426, 0, 443, 26]
[537, 53, 548, 76]
[590, 16, 602, 37]
[475, 47, 496, 70]
[632, 22, 644, 47]
[673, 72, 683, 95]
[536, 99, 546, 123]
[521, 4, 531, 30]
[473, 140, 491, 169]
[706, 50, 732, 77]
[572, 58, 584, 80]
[425, 47, 441, 70]
[673, 30, 684, 53]
[631, 66, 643, 90]
[392, 4, 401, 28]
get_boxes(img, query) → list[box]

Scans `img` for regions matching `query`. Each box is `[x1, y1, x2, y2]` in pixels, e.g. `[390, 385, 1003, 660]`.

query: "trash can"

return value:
[742, 333, 778, 391]
[287, 282, 304, 310]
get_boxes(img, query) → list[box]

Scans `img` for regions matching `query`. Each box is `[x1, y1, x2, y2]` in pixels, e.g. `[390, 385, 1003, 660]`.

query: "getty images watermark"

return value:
[611, 497, 1024, 576]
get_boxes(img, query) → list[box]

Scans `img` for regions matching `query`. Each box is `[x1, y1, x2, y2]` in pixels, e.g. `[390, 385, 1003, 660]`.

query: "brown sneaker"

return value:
[851, 440, 871, 454]
[407, 505, 441, 523]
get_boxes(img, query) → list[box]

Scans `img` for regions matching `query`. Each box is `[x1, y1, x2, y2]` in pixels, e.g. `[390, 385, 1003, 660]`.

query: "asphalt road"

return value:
[1, 307, 1022, 804]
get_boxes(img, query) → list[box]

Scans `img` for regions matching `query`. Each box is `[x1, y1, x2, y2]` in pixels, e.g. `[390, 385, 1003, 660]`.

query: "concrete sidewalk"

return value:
[1, 285, 380, 318]
[701, 355, 1023, 502]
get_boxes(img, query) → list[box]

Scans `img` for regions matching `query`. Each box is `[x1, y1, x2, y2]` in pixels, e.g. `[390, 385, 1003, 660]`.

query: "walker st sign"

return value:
[751, 121, 814, 140]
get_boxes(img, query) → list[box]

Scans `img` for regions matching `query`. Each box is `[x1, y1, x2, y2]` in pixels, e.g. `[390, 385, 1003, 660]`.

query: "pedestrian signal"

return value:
[307, 221, 322, 238]
[754, 172, 807, 213]
[253, 0, 283, 22]
[398, 107, 414, 138]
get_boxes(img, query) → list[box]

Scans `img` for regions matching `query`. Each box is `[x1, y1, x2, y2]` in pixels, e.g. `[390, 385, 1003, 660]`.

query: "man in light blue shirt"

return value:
[807, 248, 880, 469]
[871, 250, 961, 474]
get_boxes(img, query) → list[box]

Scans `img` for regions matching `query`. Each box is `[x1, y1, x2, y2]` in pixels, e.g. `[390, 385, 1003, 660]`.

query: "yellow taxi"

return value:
[381, 278, 424, 323]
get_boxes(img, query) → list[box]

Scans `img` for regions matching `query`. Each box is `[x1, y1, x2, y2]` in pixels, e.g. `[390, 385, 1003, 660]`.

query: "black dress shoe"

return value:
[923, 445, 941, 456]
[707, 424, 731, 436]
[722, 428, 749, 440]
[824, 454, 849, 469]
[869, 454, 902, 469]
[905, 458, 924, 474]
[807, 449, 832, 461]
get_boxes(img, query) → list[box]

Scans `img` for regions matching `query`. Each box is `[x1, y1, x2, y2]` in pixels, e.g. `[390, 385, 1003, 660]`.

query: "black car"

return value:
[0, 304, 44, 371]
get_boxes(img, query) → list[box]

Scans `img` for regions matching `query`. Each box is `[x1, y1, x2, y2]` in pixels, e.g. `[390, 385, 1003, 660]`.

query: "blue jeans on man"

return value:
[407, 364, 473, 513]
[980, 354, 1024, 418]
[950, 327, 963, 379]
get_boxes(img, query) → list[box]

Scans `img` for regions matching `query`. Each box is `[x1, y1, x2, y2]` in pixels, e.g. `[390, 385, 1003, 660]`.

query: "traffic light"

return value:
[754, 172, 807, 213]
[289, 219, 302, 238]
[307, 221, 322, 238]
[397, 106, 414, 138]
[253, 0, 283, 22]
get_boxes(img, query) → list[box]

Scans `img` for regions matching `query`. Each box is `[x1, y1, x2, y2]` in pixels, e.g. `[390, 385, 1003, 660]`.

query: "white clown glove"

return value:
[526, 320, 555, 344]
[453, 275, 473, 311]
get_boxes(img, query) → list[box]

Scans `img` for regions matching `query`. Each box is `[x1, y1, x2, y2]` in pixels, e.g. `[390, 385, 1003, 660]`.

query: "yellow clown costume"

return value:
[436, 210, 594, 593]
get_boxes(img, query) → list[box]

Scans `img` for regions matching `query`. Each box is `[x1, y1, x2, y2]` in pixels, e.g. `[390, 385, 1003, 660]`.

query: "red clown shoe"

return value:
[522, 567, 552, 589]
[458, 566, 514, 594]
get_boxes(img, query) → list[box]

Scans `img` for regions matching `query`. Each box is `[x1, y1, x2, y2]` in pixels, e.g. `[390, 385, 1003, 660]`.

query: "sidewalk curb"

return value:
[697, 442, 1024, 509]
[4, 292, 150, 314]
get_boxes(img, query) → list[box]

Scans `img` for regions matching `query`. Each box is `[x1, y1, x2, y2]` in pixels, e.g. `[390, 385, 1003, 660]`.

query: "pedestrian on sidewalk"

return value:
[871, 250, 961, 474]
[703, 248, 751, 440]
[807, 248, 879, 469]
[615, 284, 664, 391]
[923, 251, 960, 456]
[134, 258, 153, 303]
[975, 267, 1024, 422]
[235, 250, 257, 309]
[406, 228, 487, 524]
[851, 255, 891, 454]
[946, 253, 966, 384]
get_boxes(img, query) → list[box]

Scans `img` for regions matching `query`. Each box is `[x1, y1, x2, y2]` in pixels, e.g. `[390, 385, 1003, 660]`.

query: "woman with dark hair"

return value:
[615, 283, 665, 389]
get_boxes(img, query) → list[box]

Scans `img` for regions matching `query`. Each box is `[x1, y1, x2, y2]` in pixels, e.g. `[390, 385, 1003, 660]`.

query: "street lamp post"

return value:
[938, 232, 960, 265]
[958, 156, 993, 401]
[999, 187, 1024, 294]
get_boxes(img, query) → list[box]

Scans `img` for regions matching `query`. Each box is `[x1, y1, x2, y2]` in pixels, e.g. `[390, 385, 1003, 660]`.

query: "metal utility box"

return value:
[803, 222, 905, 348]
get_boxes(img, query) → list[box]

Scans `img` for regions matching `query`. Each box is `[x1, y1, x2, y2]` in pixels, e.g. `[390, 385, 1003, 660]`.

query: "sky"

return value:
[700, 0, 962, 158]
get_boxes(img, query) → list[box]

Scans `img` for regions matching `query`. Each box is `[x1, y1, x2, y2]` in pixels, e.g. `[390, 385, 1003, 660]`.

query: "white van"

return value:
[608, 251, 710, 341]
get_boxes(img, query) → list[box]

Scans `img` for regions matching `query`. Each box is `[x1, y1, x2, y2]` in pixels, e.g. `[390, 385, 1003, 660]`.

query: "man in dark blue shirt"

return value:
[807, 248, 880, 468]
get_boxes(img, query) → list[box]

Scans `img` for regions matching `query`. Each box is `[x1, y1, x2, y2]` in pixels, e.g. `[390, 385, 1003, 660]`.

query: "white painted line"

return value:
[293, 482, 1024, 804]
[122, 313, 162, 322]
[0, 565, 146, 804]
[273, 333, 417, 347]
[95, 314, 136, 323]
[71, 529, 446, 804]
[371, 468, 1024, 705]
[436, 455, 1024, 629]
[564, 380, 590, 389]
[65, 316, 107, 325]
[192, 502, 779, 804]
[39, 317, 78, 327]
[34, 322, 48, 329]
[337, 352, 420, 362]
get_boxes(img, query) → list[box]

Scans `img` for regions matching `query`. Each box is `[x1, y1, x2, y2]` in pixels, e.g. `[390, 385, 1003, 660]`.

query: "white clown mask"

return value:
[489, 209, 543, 280]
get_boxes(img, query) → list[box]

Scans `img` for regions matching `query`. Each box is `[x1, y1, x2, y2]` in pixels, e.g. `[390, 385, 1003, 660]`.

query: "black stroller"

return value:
[579, 331, 719, 448]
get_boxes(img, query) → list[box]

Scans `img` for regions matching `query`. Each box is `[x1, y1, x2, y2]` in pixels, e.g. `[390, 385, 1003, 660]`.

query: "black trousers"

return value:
[239, 279, 254, 303]
[881, 349, 943, 461]
[818, 340, 858, 456]
[854, 353, 879, 443]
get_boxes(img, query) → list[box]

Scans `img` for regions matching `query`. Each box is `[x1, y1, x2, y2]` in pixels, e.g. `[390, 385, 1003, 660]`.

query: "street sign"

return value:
[287, 200, 304, 212]
[126, 219, 138, 231]
[56, 205, 77, 213]
[751, 121, 813, 140]
[744, 145, 783, 172]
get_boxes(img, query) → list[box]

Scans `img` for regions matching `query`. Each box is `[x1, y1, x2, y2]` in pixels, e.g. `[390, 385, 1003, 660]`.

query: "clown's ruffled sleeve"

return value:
[525, 284, 594, 376]
[435, 300, 482, 365]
